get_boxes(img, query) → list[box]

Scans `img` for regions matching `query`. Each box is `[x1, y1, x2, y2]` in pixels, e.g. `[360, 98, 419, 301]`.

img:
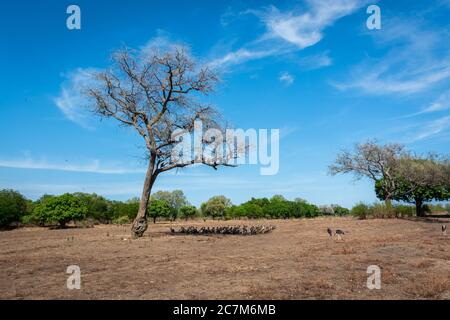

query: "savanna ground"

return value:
[0, 217, 449, 300]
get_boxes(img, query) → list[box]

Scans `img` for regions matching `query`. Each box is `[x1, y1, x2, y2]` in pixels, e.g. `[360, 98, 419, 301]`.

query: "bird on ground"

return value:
[335, 229, 345, 241]
[442, 224, 447, 236]
[327, 228, 333, 237]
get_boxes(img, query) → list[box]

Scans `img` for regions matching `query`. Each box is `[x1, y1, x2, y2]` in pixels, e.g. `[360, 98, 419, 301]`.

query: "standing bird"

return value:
[327, 228, 333, 237]
[442, 225, 447, 236]
[335, 229, 345, 241]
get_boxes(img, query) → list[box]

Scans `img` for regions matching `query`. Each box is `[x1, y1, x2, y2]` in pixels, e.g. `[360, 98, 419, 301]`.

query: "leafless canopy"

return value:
[87, 46, 234, 173]
[329, 140, 407, 201]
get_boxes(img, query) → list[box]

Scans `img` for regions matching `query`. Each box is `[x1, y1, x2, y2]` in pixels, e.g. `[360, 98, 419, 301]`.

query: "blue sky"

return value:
[1, 0, 450, 207]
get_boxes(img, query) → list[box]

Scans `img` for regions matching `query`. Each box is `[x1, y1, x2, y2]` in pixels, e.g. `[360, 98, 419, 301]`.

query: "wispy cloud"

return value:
[279, 72, 295, 86]
[261, 0, 365, 49]
[333, 18, 450, 95]
[410, 116, 450, 142]
[208, 48, 279, 68]
[413, 91, 450, 116]
[293, 50, 333, 70]
[54, 68, 99, 129]
[210, 0, 367, 69]
[0, 157, 146, 174]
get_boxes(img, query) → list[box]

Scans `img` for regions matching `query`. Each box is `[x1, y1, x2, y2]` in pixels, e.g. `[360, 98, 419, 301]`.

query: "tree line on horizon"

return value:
[1, 188, 449, 229]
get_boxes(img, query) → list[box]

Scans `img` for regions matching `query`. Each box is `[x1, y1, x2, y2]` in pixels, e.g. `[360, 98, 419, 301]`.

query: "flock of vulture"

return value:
[168, 224, 448, 238]
[170, 225, 276, 235]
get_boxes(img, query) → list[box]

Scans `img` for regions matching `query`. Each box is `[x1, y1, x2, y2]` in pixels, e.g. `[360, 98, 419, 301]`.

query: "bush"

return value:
[351, 203, 370, 220]
[179, 205, 197, 221]
[370, 203, 395, 219]
[113, 215, 131, 225]
[394, 205, 415, 217]
[0, 189, 28, 227]
[332, 205, 350, 216]
[32, 193, 87, 227]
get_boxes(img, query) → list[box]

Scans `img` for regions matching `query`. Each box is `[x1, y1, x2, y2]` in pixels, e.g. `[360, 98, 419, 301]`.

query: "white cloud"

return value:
[413, 116, 450, 141]
[262, 0, 365, 49]
[54, 68, 99, 129]
[294, 51, 333, 70]
[208, 48, 278, 68]
[279, 72, 295, 86]
[0, 157, 146, 174]
[334, 18, 450, 95]
[419, 91, 450, 114]
[210, 0, 367, 69]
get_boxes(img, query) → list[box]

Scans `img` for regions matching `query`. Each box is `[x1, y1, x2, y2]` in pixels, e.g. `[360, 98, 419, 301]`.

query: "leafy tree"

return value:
[0, 189, 28, 227]
[110, 198, 140, 220]
[179, 205, 197, 221]
[73, 193, 113, 223]
[375, 156, 450, 216]
[152, 190, 188, 221]
[201, 196, 232, 220]
[32, 193, 87, 228]
[376, 179, 450, 217]
[148, 199, 171, 224]
[291, 200, 320, 218]
[264, 196, 292, 219]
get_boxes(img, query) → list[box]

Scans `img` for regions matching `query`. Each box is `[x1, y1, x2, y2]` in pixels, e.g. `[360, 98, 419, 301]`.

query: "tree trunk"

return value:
[415, 199, 424, 217]
[131, 158, 156, 238]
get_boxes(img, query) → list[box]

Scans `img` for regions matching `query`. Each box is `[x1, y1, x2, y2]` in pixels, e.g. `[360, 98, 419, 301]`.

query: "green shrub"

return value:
[351, 203, 370, 220]
[0, 189, 28, 227]
[113, 215, 131, 225]
[393, 205, 415, 217]
[32, 193, 87, 227]
[332, 205, 350, 216]
[370, 203, 394, 219]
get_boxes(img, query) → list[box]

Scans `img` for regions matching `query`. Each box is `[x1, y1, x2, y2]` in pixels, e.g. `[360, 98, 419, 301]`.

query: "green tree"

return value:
[0, 189, 28, 227]
[376, 178, 450, 217]
[73, 193, 113, 222]
[179, 205, 197, 221]
[201, 196, 232, 220]
[264, 196, 292, 219]
[152, 190, 188, 221]
[32, 193, 87, 228]
[109, 198, 140, 220]
[148, 199, 171, 224]
[375, 156, 450, 216]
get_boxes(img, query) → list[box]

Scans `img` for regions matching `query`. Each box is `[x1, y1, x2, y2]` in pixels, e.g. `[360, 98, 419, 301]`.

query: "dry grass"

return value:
[0, 217, 449, 300]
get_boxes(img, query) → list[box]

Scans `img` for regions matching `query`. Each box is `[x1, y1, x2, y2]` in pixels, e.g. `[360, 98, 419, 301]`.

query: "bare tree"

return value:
[85, 46, 236, 238]
[329, 140, 407, 206]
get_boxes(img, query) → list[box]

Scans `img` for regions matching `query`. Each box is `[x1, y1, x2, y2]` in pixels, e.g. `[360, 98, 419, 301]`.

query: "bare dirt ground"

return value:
[0, 217, 449, 300]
